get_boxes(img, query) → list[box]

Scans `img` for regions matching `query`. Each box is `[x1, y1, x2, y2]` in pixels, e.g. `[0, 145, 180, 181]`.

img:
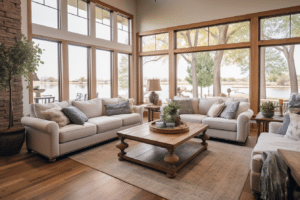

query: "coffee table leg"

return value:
[199, 131, 209, 148]
[164, 149, 179, 178]
[116, 136, 128, 161]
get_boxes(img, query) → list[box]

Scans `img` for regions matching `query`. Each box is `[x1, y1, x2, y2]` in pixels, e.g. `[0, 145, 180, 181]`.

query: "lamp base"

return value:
[149, 91, 159, 105]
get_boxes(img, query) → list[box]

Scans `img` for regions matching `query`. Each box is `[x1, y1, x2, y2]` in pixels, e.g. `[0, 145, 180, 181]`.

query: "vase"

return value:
[0, 127, 25, 156]
[175, 116, 181, 127]
[262, 111, 274, 118]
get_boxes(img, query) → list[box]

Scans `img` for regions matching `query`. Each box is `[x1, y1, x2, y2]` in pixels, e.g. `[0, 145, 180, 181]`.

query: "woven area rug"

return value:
[70, 138, 253, 200]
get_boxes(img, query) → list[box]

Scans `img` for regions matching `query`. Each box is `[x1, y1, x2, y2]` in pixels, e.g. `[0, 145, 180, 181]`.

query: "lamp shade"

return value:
[32, 73, 40, 81]
[146, 79, 162, 92]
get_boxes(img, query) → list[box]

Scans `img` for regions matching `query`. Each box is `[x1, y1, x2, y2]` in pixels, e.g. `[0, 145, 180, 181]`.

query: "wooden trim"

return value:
[250, 17, 260, 115]
[88, 0, 133, 19]
[169, 30, 175, 99]
[174, 42, 251, 54]
[61, 41, 69, 101]
[138, 6, 300, 36]
[139, 50, 169, 56]
[130, 18, 135, 99]
[258, 37, 300, 46]
[28, 0, 33, 104]
[32, 34, 132, 54]
[90, 46, 97, 99]
[136, 34, 142, 104]
[112, 51, 118, 98]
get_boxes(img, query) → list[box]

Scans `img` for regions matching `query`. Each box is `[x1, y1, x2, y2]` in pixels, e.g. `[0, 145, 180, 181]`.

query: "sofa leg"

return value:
[27, 148, 32, 153]
[49, 158, 56, 163]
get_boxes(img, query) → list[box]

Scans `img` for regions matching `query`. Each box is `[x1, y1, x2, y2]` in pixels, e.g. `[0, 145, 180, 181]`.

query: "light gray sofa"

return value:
[250, 122, 300, 193]
[21, 98, 144, 162]
[161, 97, 254, 143]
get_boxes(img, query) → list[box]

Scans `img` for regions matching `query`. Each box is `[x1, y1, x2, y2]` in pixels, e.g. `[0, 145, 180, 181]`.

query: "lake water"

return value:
[34, 83, 297, 102]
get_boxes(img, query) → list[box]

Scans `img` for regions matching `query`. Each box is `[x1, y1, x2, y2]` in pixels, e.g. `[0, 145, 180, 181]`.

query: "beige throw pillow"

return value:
[42, 107, 70, 127]
[207, 103, 225, 117]
[118, 96, 135, 113]
[72, 98, 102, 118]
[234, 102, 250, 119]
[34, 103, 60, 119]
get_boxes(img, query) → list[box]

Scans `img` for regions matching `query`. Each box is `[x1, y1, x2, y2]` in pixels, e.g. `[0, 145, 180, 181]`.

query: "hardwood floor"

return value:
[0, 117, 258, 200]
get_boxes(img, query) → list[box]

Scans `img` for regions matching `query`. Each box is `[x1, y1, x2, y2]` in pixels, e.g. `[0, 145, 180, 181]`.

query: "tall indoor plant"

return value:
[0, 35, 43, 156]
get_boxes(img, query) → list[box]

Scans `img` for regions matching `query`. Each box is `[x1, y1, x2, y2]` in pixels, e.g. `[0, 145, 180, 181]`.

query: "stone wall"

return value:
[0, 0, 23, 130]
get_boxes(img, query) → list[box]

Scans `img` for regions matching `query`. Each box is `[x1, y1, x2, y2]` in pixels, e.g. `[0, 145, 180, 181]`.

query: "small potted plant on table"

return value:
[260, 101, 275, 118]
[0, 35, 43, 156]
[162, 102, 181, 128]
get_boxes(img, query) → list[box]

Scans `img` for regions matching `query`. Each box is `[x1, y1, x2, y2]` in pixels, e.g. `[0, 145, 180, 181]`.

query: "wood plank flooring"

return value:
[0, 117, 258, 200]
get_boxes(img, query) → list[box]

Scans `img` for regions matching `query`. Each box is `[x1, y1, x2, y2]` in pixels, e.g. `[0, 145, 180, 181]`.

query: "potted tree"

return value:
[0, 35, 43, 156]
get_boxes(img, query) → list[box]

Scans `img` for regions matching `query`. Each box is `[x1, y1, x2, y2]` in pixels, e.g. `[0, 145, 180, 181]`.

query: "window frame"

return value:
[67, 0, 90, 36]
[117, 14, 131, 45]
[95, 5, 112, 41]
[141, 32, 169, 52]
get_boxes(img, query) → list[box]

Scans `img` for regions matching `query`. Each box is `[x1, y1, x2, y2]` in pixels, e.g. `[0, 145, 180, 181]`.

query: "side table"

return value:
[255, 112, 284, 142]
[144, 105, 161, 122]
[278, 149, 300, 200]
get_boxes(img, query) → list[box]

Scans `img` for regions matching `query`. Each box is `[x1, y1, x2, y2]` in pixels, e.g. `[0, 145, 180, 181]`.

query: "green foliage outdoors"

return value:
[118, 55, 129, 90]
[260, 101, 275, 112]
[162, 102, 181, 123]
[0, 35, 43, 129]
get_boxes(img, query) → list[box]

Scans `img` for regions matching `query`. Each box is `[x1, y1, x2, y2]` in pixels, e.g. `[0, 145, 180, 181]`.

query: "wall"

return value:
[136, 0, 300, 32]
[0, 0, 23, 129]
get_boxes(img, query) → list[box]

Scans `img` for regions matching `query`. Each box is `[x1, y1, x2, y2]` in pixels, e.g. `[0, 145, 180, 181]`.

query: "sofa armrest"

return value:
[237, 109, 254, 142]
[269, 122, 282, 134]
[133, 106, 144, 123]
[21, 117, 59, 134]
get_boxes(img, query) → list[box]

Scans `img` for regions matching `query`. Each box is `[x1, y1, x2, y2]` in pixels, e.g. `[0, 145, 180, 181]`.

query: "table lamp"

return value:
[146, 79, 162, 105]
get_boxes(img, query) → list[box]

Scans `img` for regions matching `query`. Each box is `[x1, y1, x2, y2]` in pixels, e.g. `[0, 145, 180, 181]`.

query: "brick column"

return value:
[0, 0, 23, 129]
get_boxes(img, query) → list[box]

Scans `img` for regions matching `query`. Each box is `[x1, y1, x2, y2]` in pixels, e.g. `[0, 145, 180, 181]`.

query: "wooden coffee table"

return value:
[116, 122, 209, 178]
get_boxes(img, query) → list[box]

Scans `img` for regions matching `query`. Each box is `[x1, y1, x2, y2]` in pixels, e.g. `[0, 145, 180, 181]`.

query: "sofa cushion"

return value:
[72, 98, 102, 118]
[180, 114, 207, 123]
[59, 122, 96, 143]
[34, 103, 60, 119]
[202, 117, 237, 132]
[88, 116, 122, 133]
[207, 103, 225, 117]
[42, 107, 70, 127]
[220, 101, 240, 119]
[285, 112, 300, 141]
[105, 101, 131, 116]
[234, 102, 250, 119]
[172, 99, 193, 114]
[199, 98, 223, 115]
[252, 133, 300, 157]
[113, 113, 141, 126]
[101, 98, 119, 116]
[173, 97, 200, 114]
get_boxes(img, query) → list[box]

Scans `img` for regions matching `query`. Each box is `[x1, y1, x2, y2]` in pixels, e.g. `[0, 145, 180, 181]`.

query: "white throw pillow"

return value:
[34, 103, 60, 119]
[207, 103, 225, 117]
[199, 98, 223, 115]
[234, 102, 250, 119]
[42, 107, 70, 127]
[285, 112, 300, 141]
[72, 98, 102, 118]
[118, 96, 135, 113]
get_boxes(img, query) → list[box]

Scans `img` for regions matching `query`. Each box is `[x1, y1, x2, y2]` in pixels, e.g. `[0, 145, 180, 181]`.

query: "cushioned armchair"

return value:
[22, 98, 144, 162]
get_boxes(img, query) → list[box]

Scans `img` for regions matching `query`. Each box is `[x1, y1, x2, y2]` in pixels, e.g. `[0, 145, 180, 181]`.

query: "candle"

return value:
[279, 99, 284, 105]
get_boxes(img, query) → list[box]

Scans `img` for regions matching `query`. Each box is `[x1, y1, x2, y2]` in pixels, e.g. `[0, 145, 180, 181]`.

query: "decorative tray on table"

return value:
[149, 120, 189, 134]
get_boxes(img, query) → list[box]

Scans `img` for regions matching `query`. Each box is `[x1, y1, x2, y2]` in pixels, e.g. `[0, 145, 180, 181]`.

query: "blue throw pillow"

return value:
[105, 100, 131, 116]
[220, 101, 240, 119]
[62, 106, 88, 125]
[275, 115, 290, 135]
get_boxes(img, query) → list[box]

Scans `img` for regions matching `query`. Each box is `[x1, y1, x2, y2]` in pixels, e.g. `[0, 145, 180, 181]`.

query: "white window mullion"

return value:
[90, 2, 96, 38]
[61, 0, 68, 33]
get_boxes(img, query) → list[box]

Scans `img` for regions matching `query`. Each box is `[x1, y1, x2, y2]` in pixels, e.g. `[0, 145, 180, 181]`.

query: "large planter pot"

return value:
[262, 111, 274, 118]
[0, 127, 25, 156]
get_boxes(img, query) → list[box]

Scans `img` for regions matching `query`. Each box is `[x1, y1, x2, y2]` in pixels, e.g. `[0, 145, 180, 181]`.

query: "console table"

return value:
[278, 149, 300, 200]
[145, 105, 161, 122]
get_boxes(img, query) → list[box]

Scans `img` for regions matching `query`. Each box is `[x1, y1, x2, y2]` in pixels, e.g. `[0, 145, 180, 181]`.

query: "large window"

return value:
[260, 45, 300, 102]
[118, 53, 130, 98]
[176, 21, 250, 48]
[68, 0, 89, 35]
[32, 38, 60, 101]
[96, 49, 111, 98]
[68, 45, 89, 100]
[95, 6, 111, 40]
[32, 0, 60, 29]
[142, 56, 169, 103]
[177, 49, 250, 99]
[142, 33, 169, 52]
[261, 14, 300, 40]
[117, 14, 130, 45]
